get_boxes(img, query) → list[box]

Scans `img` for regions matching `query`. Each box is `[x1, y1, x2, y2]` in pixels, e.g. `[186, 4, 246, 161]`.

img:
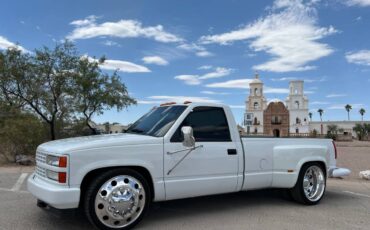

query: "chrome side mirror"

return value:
[181, 126, 195, 148]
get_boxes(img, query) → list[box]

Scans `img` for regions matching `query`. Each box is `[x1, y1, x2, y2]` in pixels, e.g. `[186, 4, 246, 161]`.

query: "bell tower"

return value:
[245, 73, 267, 134]
[286, 80, 309, 134]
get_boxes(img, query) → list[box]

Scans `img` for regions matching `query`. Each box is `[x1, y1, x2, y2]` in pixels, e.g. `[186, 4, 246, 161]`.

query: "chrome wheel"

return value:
[94, 175, 146, 228]
[303, 166, 325, 202]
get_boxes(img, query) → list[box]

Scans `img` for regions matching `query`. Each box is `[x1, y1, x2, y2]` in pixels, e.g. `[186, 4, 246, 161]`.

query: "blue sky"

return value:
[1, 0, 370, 124]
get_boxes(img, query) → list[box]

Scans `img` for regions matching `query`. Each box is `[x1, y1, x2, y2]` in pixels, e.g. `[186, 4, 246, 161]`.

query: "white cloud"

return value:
[201, 91, 230, 95]
[326, 94, 347, 98]
[345, 50, 370, 66]
[174, 75, 201, 85]
[271, 77, 297, 81]
[344, 0, 370, 7]
[175, 67, 233, 85]
[196, 50, 214, 57]
[142, 56, 169, 66]
[271, 76, 326, 82]
[198, 65, 213, 70]
[141, 96, 221, 104]
[311, 101, 329, 105]
[328, 104, 364, 110]
[86, 56, 150, 73]
[199, 0, 337, 72]
[102, 40, 121, 47]
[206, 78, 290, 94]
[177, 43, 213, 57]
[264, 87, 290, 94]
[70, 15, 99, 26]
[206, 79, 253, 89]
[199, 67, 233, 80]
[67, 16, 183, 43]
[0, 36, 28, 52]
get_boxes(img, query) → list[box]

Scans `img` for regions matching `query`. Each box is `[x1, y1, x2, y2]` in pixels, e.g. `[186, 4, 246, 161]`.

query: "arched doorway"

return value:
[273, 129, 280, 137]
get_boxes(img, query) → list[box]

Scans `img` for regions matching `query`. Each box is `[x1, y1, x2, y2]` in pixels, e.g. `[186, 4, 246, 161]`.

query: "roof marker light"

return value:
[160, 102, 176, 106]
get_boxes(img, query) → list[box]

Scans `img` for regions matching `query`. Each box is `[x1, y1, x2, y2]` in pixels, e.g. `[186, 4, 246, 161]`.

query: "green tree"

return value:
[359, 108, 366, 121]
[317, 109, 324, 122]
[308, 112, 313, 121]
[0, 42, 79, 140]
[353, 123, 366, 141]
[345, 104, 352, 121]
[72, 56, 136, 134]
[326, 124, 339, 140]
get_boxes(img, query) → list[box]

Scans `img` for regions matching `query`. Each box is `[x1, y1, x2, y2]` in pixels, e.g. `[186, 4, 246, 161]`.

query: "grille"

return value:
[35, 165, 46, 178]
[35, 151, 47, 178]
[36, 151, 47, 164]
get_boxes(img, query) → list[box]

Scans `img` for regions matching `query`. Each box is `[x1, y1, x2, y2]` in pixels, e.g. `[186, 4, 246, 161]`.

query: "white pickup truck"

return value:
[28, 102, 350, 230]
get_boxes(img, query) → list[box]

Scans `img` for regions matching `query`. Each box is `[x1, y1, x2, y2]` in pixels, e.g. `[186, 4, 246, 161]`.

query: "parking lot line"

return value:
[0, 187, 29, 194]
[10, 173, 28, 192]
[343, 191, 370, 198]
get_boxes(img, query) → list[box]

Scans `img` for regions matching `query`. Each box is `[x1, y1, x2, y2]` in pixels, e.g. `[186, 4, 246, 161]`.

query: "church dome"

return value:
[250, 78, 262, 84]
[250, 73, 262, 84]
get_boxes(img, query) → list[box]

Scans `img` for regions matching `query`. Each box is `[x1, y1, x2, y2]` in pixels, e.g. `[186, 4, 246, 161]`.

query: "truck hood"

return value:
[37, 133, 162, 153]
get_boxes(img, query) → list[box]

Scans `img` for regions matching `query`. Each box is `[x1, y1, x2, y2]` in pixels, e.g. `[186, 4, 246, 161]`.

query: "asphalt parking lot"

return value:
[0, 166, 369, 230]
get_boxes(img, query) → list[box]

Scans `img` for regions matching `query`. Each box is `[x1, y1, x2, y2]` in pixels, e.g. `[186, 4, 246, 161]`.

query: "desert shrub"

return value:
[0, 107, 47, 164]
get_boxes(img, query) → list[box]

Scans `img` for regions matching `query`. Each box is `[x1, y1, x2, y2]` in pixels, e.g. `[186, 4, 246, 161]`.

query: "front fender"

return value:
[68, 143, 165, 201]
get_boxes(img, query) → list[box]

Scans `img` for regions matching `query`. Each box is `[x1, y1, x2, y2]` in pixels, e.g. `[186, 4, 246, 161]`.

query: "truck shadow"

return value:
[39, 189, 347, 229]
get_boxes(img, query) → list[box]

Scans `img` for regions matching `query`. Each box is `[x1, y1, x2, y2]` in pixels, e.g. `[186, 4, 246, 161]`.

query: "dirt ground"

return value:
[335, 140, 370, 181]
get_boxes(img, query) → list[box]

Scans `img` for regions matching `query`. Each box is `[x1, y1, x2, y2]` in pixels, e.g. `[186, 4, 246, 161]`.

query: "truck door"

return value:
[163, 106, 239, 200]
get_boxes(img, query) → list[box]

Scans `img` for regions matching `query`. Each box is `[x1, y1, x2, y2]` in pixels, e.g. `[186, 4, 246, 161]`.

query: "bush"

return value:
[0, 107, 48, 164]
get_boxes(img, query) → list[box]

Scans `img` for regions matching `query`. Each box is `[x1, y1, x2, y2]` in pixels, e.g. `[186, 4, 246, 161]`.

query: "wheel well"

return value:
[300, 161, 327, 177]
[79, 166, 155, 207]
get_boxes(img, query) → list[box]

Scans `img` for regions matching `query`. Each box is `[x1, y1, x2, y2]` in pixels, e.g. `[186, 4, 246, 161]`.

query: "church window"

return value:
[254, 88, 259, 96]
[296, 117, 301, 124]
[296, 128, 299, 134]
[254, 128, 258, 133]
[295, 101, 300, 109]
[271, 116, 281, 124]
[254, 102, 259, 109]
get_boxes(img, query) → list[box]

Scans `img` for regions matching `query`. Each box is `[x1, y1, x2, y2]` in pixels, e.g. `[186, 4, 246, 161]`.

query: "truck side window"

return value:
[171, 106, 231, 142]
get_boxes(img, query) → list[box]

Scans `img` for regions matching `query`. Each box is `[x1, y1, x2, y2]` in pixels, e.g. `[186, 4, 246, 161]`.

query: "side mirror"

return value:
[181, 126, 195, 148]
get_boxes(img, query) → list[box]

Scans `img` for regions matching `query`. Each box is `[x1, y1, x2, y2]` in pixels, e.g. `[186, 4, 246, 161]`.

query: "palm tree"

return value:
[345, 104, 352, 121]
[309, 112, 313, 121]
[317, 109, 324, 122]
[359, 108, 366, 121]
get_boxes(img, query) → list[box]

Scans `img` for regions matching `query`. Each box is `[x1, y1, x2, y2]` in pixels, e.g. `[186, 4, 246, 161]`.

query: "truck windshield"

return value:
[126, 105, 187, 137]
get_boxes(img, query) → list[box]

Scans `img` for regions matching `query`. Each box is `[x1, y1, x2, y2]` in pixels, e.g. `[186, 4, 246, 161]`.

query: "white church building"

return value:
[244, 74, 310, 136]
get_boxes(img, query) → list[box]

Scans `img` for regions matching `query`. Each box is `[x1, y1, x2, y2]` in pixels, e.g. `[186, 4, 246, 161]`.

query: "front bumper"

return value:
[328, 167, 351, 178]
[27, 173, 80, 209]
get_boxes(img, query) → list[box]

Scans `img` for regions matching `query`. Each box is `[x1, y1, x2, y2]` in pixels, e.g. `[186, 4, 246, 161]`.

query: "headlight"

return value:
[46, 155, 67, 168]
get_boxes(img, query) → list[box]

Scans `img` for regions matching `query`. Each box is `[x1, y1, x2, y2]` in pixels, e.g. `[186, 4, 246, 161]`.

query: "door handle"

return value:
[227, 149, 237, 155]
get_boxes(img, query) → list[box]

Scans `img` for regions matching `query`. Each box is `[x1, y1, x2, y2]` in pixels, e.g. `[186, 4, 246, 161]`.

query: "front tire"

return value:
[290, 163, 326, 205]
[84, 168, 151, 230]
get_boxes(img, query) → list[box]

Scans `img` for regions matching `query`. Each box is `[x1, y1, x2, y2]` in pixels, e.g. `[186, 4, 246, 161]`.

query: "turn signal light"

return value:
[58, 172, 67, 183]
[59, 156, 67, 168]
